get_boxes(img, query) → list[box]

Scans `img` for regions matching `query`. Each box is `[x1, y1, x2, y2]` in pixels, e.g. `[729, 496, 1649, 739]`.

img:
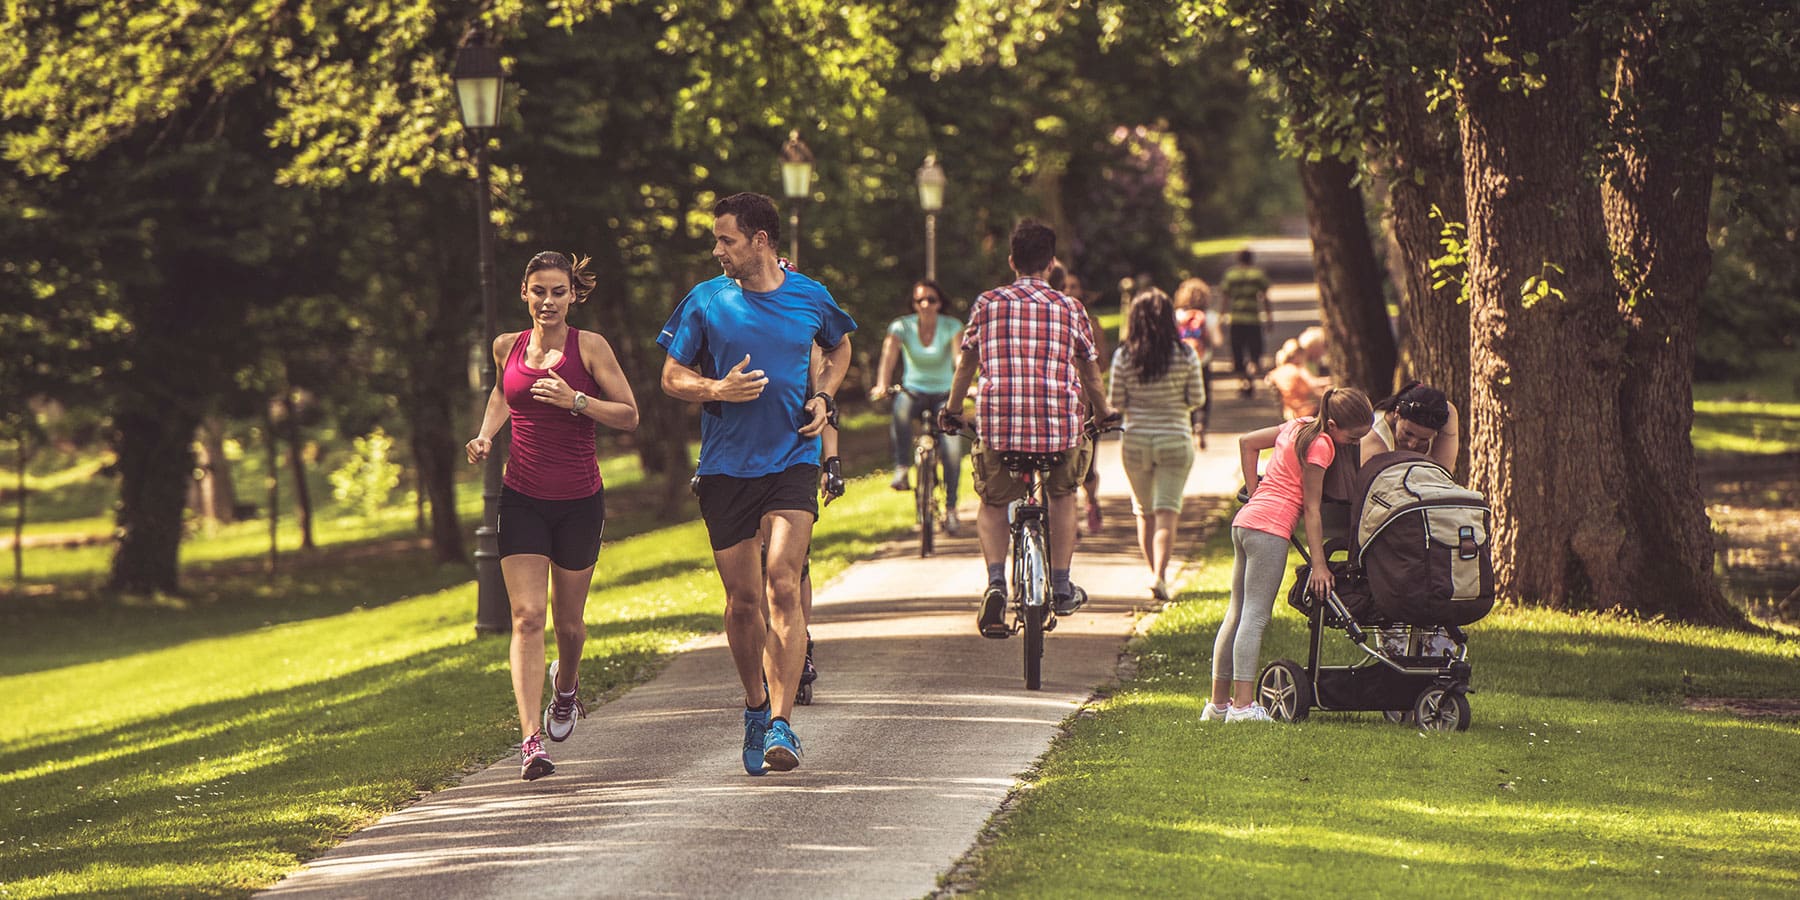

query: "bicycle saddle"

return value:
[999, 450, 1065, 472]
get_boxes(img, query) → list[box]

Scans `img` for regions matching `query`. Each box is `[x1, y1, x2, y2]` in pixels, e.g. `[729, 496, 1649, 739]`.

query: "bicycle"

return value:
[943, 412, 1119, 690]
[893, 387, 953, 557]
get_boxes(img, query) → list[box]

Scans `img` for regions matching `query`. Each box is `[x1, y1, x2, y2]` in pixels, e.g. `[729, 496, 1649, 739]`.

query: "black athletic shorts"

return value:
[498, 485, 606, 570]
[695, 463, 819, 552]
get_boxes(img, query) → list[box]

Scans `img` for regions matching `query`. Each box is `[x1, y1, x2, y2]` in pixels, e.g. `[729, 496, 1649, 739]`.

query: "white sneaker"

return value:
[543, 659, 587, 742]
[1225, 703, 1277, 723]
[945, 509, 962, 536]
[1149, 578, 1170, 602]
[1200, 702, 1230, 722]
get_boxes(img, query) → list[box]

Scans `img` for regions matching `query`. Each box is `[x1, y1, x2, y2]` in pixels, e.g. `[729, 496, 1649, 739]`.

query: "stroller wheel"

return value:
[1412, 687, 1471, 732]
[1257, 660, 1312, 722]
[1383, 709, 1416, 726]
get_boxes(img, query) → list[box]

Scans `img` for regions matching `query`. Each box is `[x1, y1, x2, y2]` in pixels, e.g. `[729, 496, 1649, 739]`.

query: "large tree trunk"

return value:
[1458, 0, 1643, 612]
[108, 407, 197, 594]
[1298, 156, 1397, 398]
[1600, 18, 1739, 625]
[1382, 77, 1473, 478]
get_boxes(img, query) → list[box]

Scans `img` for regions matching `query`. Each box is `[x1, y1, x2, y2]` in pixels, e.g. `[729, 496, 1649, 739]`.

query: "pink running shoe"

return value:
[520, 731, 555, 781]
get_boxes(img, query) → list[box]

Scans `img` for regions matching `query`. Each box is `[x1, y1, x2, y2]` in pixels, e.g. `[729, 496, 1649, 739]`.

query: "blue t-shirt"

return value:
[887, 313, 964, 394]
[658, 271, 857, 477]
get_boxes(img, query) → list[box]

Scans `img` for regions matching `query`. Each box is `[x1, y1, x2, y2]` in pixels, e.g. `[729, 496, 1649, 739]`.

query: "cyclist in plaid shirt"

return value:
[942, 220, 1117, 637]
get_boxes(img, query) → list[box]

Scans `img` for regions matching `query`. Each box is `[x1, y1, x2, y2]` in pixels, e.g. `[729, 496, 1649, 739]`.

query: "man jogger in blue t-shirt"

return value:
[657, 192, 856, 775]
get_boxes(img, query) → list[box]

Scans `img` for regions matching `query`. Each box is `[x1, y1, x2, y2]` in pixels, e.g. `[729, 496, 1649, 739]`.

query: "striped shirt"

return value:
[961, 276, 1097, 453]
[1107, 344, 1205, 437]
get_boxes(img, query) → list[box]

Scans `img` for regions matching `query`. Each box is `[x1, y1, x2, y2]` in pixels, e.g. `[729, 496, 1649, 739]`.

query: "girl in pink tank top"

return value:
[1206, 387, 1372, 721]
[464, 251, 640, 780]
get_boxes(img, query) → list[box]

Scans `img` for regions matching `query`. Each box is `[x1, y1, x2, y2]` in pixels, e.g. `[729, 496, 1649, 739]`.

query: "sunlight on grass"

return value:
[0, 468, 914, 898]
[953, 518, 1800, 898]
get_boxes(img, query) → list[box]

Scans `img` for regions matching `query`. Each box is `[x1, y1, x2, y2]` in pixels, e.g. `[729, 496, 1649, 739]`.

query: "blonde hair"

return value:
[1173, 277, 1211, 310]
[1275, 338, 1301, 367]
[1294, 387, 1372, 467]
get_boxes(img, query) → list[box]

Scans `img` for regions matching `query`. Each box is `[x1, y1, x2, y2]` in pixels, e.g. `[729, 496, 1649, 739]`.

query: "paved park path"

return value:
[263, 265, 1319, 900]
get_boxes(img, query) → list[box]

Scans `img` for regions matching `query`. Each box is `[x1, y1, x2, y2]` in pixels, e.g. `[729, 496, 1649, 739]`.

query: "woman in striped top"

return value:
[1108, 288, 1206, 601]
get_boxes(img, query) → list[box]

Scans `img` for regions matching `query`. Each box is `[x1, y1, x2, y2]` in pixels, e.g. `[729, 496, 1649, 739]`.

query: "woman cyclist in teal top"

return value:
[868, 279, 969, 534]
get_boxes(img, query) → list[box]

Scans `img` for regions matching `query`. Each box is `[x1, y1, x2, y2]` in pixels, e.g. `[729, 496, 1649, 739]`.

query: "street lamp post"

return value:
[916, 154, 945, 282]
[453, 40, 510, 635]
[779, 131, 814, 267]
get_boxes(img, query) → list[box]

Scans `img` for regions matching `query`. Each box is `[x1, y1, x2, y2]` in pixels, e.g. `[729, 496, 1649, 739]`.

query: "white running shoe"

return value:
[1200, 702, 1230, 722]
[1225, 703, 1277, 723]
[544, 659, 587, 742]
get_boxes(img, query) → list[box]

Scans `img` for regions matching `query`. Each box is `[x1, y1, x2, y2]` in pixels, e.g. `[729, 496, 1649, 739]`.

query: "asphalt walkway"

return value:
[261, 283, 1318, 899]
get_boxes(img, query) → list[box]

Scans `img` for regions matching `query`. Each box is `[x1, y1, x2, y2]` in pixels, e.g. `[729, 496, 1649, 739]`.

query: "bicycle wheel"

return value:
[1017, 520, 1049, 690]
[915, 446, 937, 557]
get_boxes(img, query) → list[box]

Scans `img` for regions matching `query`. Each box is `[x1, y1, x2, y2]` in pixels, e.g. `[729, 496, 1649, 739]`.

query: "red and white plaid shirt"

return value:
[961, 276, 1097, 453]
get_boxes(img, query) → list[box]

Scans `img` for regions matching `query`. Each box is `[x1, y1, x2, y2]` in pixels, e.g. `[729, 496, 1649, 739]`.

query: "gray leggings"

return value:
[1213, 526, 1293, 682]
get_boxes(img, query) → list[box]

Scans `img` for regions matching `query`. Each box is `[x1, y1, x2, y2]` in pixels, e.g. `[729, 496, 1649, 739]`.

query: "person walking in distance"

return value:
[868, 279, 968, 535]
[466, 251, 640, 780]
[1172, 277, 1218, 449]
[1108, 288, 1205, 602]
[943, 221, 1118, 637]
[1207, 388, 1372, 723]
[1218, 248, 1273, 397]
[1049, 262, 1108, 534]
[658, 193, 855, 774]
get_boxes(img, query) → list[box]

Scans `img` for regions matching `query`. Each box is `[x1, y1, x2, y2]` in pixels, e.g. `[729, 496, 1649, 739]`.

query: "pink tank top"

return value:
[501, 328, 603, 500]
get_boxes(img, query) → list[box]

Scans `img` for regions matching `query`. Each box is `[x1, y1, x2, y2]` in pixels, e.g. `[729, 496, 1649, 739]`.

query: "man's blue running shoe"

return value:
[742, 707, 771, 776]
[762, 719, 802, 772]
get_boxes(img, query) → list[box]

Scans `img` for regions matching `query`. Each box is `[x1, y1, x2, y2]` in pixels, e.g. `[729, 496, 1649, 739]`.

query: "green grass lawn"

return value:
[950, 524, 1800, 898]
[0, 465, 916, 898]
[1693, 350, 1799, 455]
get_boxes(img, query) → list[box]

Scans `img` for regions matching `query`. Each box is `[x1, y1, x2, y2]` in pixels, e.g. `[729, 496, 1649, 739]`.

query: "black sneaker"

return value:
[978, 583, 1009, 638]
[1053, 585, 1089, 616]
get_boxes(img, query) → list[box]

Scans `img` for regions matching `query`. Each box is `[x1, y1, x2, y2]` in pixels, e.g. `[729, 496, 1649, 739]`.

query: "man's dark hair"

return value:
[713, 192, 781, 246]
[1010, 220, 1056, 275]
[1236, 247, 1255, 265]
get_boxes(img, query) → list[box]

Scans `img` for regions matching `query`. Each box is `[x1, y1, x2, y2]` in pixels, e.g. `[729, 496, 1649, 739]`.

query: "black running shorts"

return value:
[695, 463, 819, 552]
[498, 485, 606, 570]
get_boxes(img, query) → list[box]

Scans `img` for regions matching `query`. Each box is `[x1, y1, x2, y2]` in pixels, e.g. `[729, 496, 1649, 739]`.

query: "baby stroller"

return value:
[1256, 450, 1495, 731]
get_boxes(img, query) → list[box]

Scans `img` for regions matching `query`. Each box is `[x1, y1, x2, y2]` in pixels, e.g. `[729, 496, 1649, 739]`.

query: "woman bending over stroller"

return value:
[1207, 387, 1372, 723]
[1361, 381, 1459, 474]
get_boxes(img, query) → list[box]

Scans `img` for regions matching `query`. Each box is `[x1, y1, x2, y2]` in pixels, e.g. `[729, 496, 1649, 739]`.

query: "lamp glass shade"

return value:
[455, 76, 502, 130]
[452, 45, 505, 130]
[781, 160, 813, 199]
[916, 158, 946, 212]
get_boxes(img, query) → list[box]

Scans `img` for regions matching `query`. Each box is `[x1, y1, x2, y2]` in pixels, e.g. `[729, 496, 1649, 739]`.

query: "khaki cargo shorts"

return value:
[971, 438, 1093, 506]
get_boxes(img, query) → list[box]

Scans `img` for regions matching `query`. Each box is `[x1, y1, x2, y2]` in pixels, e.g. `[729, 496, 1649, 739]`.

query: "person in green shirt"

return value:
[1217, 248, 1273, 397]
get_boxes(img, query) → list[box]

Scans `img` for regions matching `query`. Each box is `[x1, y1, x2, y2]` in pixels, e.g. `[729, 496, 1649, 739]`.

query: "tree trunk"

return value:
[407, 388, 466, 563]
[265, 411, 279, 575]
[1382, 76, 1473, 478]
[1600, 19, 1739, 625]
[280, 390, 316, 551]
[195, 418, 238, 524]
[13, 428, 25, 585]
[588, 240, 694, 521]
[1457, 0, 1641, 612]
[1297, 156, 1397, 398]
[108, 408, 197, 594]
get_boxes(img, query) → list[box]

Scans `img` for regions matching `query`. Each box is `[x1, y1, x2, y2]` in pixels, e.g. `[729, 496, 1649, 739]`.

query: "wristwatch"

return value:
[812, 391, 839, 427]
[570, 392, 588, 416]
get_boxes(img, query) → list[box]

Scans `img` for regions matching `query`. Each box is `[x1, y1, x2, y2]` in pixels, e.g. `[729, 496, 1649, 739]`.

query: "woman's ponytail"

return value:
[1294, 386, 1373, 466]
[1293, 388, 1335, 466]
